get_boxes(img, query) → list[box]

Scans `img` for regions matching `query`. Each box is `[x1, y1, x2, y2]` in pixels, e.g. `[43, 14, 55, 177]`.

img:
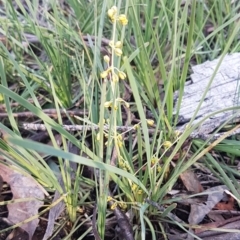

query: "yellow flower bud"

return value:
[126, 164, 131, 171]
[108, 6, 117, 20]
[119, 202, 127, 210]
[146, 119, 154, 126]
[104, 101, 112, 108]
[151, 157, 157, 165]
[117, 140, 123, 148]
[107, 9, 114, 18]
[118, 14, 128, 25]
[131, 183, 138, 191]
[111, 6, 117, 13]
[97, 119, 105, 126]
[114, 48, 123, 56]
[107, 196, 113, 202]
[163, 141, 172, 148]
[113, 104, 118, 110]
[119, 161, 125, 168]
[115, 41, 122, 48]
[118, 71, 126, 80]
[118, 134, 123, 141]
[174, 130, 181, 137]
[112, 73, 119, 82]
[103, 55, 110, 63]
[96, 132, 100, 141]
[110, 202, 118, 210]
[133, 124, 139, 130]
[109, 40, 114, 47]
[137, 189, 143, 195]
[100, 70, 108, 78]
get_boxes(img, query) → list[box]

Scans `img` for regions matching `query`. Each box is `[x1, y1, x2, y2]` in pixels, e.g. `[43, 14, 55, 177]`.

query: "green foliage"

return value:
[0, 0, 240, 238]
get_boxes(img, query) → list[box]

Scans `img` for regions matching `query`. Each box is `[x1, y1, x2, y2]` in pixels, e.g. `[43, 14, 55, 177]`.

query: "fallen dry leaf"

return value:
[207, 212, 225, 223]
[180, 169, 203, 193]
[0, 163, 45, 239]
[43, 190, 65, 240]
[43, 148, 77, 240]
[195, 215, 240, 234]
[214, 196, 235, 211]
[188, 185, 228, 226]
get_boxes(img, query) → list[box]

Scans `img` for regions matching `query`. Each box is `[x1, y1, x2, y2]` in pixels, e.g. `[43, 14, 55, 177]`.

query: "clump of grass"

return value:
[0, 0, 240, 239]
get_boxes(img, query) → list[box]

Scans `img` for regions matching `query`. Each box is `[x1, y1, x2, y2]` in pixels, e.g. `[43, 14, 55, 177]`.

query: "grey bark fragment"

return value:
[175, 53, 240, 139]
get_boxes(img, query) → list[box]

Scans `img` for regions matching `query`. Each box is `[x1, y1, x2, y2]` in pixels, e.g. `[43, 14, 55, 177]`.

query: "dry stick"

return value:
[0, 109, 86, 119]
[0, 97, 45, 111]
[108, 193, 134, 240]
[22, 123, 158, 134]
[92, 203, 101, 240]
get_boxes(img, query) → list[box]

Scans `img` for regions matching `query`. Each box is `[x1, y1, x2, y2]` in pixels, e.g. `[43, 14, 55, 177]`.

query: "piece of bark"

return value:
[175, 53, 240, 139]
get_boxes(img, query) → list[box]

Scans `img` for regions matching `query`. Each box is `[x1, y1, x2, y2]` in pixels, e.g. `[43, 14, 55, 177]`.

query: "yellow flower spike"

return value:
[131, 183, 138, 191]
[112, 73, 119, 82]
[103, 55, 110, 63]
[115, 41, 122, 48]
[151, 157, 157, 165]
[114, 48, 123, 56]
[133, 124, 139, 130]
[104, 101, 112, 108]
[157, 166, 162, 172]
[110, 202, 118, 210]
[107, 9, 115, 19]
[174, 130, 181, 137]
[107, 196, 113, 202]
[119, 202, 127, 210]
[77, 206, 84, 213]
[118, 134, 123, 141]
[117, 140, 123, 148]
[100, 70, 108, 78]
[125, 163, 131, 171]
[163, 141, 172, 148]
[114, 104, 118, 111]
[137, 189, 143, 195]
[147, 119, 155, 126]
[109, 40, 114, 47]
[108, 6, 117, 20]
[119, 161, 125, 168]
[118, 71, 126, 80]
[118, 14, 128, 25]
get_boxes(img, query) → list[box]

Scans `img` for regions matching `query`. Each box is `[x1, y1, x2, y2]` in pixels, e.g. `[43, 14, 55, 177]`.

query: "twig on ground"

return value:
[0, 97, 44, 111]
[92, 203, 101, 240]
[22, 123, 158, 133]
[108, 191, 134, 240]
[0, 109, 86, 119]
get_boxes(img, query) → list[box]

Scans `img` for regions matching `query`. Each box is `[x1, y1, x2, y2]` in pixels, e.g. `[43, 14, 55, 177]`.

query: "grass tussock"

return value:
[0, 0, 240, 239]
